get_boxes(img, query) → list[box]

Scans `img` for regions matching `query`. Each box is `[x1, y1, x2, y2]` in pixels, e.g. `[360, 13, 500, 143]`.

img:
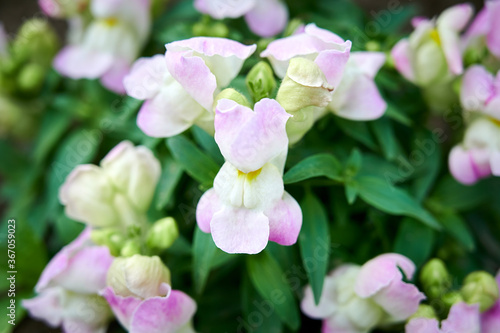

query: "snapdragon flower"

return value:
[53, 0, 151, 93]
[102, 255, 197, 333]
[463, 0, 500, 59]
[194, 0, 288, 37]
[460, 65, 500, 119]
[301, 254, 425, 333]
[406, 302, 480, 333]
[23, 228, 114, 333]
[196, 98, 302, 254]
[391, 4, 473, 86]
[124, 37, 256, 137]
[59, 141, 161, 228]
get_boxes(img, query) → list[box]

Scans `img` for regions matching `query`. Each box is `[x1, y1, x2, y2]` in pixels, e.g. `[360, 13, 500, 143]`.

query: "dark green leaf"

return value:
[167, 135, 220, 186]
[192, 125, 224, 165]
[370, 117, 399, 161]
[32, 109, 71, 164]
[192, 228, 217, 294]
[438, 211, 475, 251]
[431, 175, 489, 211]
[155, 157, 184, 210]
[336, 118, 377, 150]
[283, 153, 342, 184]
[394, 218, 435, 267]
[299, 192, 330, 304]
[246, 251, 300, 330]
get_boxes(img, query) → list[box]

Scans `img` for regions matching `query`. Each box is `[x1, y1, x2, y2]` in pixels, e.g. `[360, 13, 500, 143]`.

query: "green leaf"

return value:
[192, 125, 224, 165]
[438, 211, 475, 251]
[192, 228, 217, 294]
[336, 118, 377, 150]
[167, 135, 220, 186]
[370, 117, 399, 161]
[283, 153, 342, 184]
[355, 176, 441, 230]
[431, 175, 489, 211]
[55, 212, 85, 245]
[155, 157, 184, 210]
[394, 218, 435, 267]
[345, 148, 362, 178]
[246, 251, 300, 330]
[345, 182, 358, 204]
[32, 109, 71, 164]
[299, 192, 330, 304]
[385, 103, 413, 126]
[411, 133, 441, 202]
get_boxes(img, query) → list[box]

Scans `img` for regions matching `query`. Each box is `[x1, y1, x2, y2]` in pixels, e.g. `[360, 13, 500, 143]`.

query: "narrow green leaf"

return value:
[370, 117, 399, 161]
[32, 109, 71, 164]
[345, 183, 358, 204]
[167, 135, 220, 186]
[283, 153, 342, 184]
[438, 211, 475, 251]
[394, 218, 435, 267]
[299, 192, 330, 305]
[155, 157, 184, 210]
[355, 176, 441, 230]
[345, 148, 362, 178]
[192, 125, 224, 165]
[385, 103, 413, 126]
[431, 175, 489, 211]
[336, 118, 377, 150]
[411, 131, 441, 202]
[247, 251, 300, 330]
[192, 228, 217, 294]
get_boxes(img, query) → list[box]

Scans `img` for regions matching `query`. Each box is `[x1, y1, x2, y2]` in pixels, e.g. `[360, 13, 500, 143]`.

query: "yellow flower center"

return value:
[430, 28, 441, 46]
[238, 168, 262, 182]
[103, 17, 119, 27]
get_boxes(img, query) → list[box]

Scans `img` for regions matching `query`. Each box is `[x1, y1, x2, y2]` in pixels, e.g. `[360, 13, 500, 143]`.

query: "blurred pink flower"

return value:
[463, 0, 500, 58]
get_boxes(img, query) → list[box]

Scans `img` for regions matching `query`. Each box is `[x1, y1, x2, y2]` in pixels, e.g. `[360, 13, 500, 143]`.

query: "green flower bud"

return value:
[146, 217, 179, 250]
[214, 88, 251, 111]
[283, 18, 303, 37]
[256, 38, 274, 54]
[120, 239, 142, 257]
[193, 15, 229, 38]
[461, 271, 499, 312]
[365, 41, 381, 52]
[409, 304, 438, 321]
[90, 228, 125, 256]
[17, 63, 45, 94]
[420, 258, 452, 299]
[442, 291, 464, 310]
[12, 19, 58, 67]
[246, 61, 276, 102]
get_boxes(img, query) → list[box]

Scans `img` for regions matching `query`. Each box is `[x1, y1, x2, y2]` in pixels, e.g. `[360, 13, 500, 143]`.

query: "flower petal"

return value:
[371, 279, 425, 320]
[482, 300, 500, 333]
[215, 98, 290, 172]
[391, 39, 416, 82]
[196, 188, 221, 233]
[441, 302, 481, 333]
[210, 207, 270, 254]
[301, 274, 337, 319]
[59, 165, 118, 228]
[449, 146, 483, 185]
[54, 46, 114, 79]
[266, 192, 302, 246]
[405, 318, 440, 333]
[124, 55, 166, 100]
[460, 65, 495, 112]
[486, 0, 500, 58]
[23, 287, 64, 328]
[101, 287, 143, 330]
[129, 290, 197, 333]
[194, 0, 255, 19]
[100, 58, 130, 94]
[244, 0, 288, 37]
[354, 253, 416, 298]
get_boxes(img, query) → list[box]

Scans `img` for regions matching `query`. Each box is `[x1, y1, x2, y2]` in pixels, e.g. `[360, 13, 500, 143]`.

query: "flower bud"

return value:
[192, 16, 229, 38]
[283, 18, 304, 37]
[214, 88, 251, 111]
[17, 63, 45, 94]
[120, 239, 142, 257]
[461, 271, 499, 312]
[246, 61, 276, 102]
[90, 229, 125, 256]
[12, 19, 58, 67]
[420, 258, 452, 299]
[107, 255, 171, 299]
[409, 304, 438, 320]
[442, 291, 464, 311]
[146, 217, 179, 250]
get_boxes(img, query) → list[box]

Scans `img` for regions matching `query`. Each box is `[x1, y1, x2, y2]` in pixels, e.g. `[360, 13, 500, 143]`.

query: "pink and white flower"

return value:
[406, 302, 481, 333]
[460, 65, 500, 120]
[124, 37, 256, 137]
[301, 254, 425, 333]
[391, 4, 473, 86]
[59, 141, 161, 228]
[23, 228, 114, 333]
[53, 0, 151, 93]
[194, 0, 288, 37]
[196, 98, 302, 254]
[463, 0, 500, 59]
[102, 255, 197, 333]
[39, 0, 89, 18]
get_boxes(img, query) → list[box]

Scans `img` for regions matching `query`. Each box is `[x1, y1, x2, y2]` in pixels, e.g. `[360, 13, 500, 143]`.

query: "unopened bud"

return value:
[442, 291, 464, 311]
[420, 258, 451, 299]
[193, 16, 229, 38]
[12, 19, 58, 67]
[461, 271, 499, 312]
[146, 217, 179, 250]
[283, 18, 304, 37]
[214, 88, 251, 111]
[17, 63, 45, 93]
[246, 61, 276, 102]
[120, 239, 142, 257]
[409, 304, 438, 320]
[90, 229, 125, 256]
[107, 255, 171, 299]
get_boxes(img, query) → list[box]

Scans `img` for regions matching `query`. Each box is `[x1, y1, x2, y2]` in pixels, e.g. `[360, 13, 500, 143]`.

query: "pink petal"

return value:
[22, 288, 64, 327]
[354, 253, 416, 298]
[193, 0, 255, 19]
[371, 279, 425, 320]
[437, 3, 474, 31]
[214, 98, 290, 173]
[321, 315, 361, 333]
[301, 275, 337, 319]
[196, 188, 221, 233]
[349, 52, 386, 79]
[482, 300, 500, 333]
[210, 207, 270, 254]
[391, 39, 415, 82]
[463, 7, 489, 45]
[411, 16, 430, 28]
[405, 318, 441, 333]
[101, 287, 143, 330]
[304, 23, 346, 45]
[490, 150, 500, 176]
[460, 65, 495, 112]
[266, 192, 302, 246]
[449, 146, 489, 185]
[486, 0, 500, 58]
[244, 0, 288, 37]
[129, 290, 197, 333]
[314, 47, 352, 89]
[54, 46, 114, 79]
[100, 58, 130, 94]
[124, 55, 166, 100]
[441, 302, 481, 333]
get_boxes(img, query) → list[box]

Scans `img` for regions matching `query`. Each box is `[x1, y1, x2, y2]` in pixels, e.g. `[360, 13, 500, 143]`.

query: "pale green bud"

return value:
[246, 61, 276, 102]
[90, 229, 125, 256]
[107, 255, 171, 299]
[214, 88, 251, 111]
[146, 217, 179, 250]
[365, 41, 381, 52]
[409, 304, 438, 321]
[442, 291, 464, 310]
[461, 271, 499, 312]
[283, 18, 303, 37]
[420, 259, 452, 299]
[17, 63, 45, 93]
[120, 239, 142, 257]
[12, 19, 58, 67]
[193, 16, 229, 38]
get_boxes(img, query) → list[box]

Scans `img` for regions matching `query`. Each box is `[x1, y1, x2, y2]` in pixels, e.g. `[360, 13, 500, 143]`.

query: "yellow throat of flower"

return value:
[429, 28, 441, 46]
[238, 168, 262, 182]
[103, 17, 119, 27]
